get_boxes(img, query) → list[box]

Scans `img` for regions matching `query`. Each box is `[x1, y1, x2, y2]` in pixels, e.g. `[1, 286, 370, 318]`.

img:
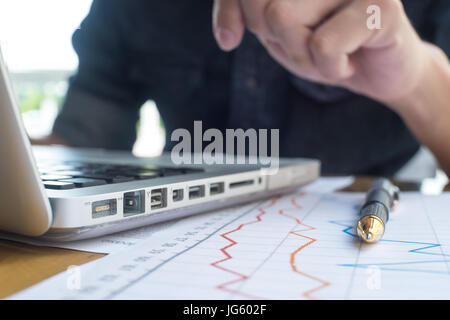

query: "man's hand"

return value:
[213, 0, 450, 177]
[212, 0, 431, 104]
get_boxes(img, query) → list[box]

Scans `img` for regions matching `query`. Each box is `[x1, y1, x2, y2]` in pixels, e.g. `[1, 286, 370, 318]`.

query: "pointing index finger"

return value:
[212, 0, 245, 51]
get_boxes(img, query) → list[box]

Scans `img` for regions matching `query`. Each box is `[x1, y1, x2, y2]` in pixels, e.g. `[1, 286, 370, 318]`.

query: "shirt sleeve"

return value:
[52, 0, 145, 150]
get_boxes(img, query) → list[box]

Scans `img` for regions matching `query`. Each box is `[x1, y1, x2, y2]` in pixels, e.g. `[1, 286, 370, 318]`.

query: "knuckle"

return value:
[246, 19, 265, 35]
[391, 33, 404, 47]
[327, 69, 347, 82]
[290, 51, 316, 73]
[375, 0, 403, 15]
[310, 32, 335, 57]
[244, 11, 267, 36]
[265, 1, 292, 30]
[435, 46, 447, 60]
[429, 44, 448, 62]
[318, 65, 346, 84]
[291, 54, 309, 68]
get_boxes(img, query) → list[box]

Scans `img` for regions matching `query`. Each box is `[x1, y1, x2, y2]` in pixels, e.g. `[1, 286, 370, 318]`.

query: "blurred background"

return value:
[0, 0, 165, 157]
[0, 0, 446, 190]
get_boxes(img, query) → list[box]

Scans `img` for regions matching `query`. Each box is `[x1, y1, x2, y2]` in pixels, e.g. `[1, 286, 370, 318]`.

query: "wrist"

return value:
[387, 43, 447, 133]
[30, 133, 69, 146]
[386, 43, 450, 161]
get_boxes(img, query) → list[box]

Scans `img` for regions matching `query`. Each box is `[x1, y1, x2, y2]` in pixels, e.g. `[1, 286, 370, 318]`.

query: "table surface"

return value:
[1, 176, 448, 299]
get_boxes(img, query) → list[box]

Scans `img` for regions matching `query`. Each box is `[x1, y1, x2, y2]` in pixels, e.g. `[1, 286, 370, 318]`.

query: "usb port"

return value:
[172, 189, 184, 202]
[210, 182, 224, 195]
[124, 190, 145, 216]
[92, 199, 117, 219]
[189, 185, 205, 200]
[151, 188, 167, 210]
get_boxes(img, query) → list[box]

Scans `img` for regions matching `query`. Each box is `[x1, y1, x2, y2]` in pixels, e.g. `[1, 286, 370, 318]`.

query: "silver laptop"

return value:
[0, 50, 320, 242]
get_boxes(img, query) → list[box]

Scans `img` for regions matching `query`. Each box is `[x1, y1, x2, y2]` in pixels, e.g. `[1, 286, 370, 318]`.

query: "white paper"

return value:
[10, 190, 450, 300]
[301, 176, 354, 193]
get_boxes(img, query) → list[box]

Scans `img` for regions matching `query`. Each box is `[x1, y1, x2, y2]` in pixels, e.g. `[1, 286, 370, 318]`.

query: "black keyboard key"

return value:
[79, 174, 135, 183]
[44, 181, 76, 190]
[110, 176, 136, 183]
[181, 168, 204, 174]
[117, 167, 161, 174]
[161, 171, 182, 177]
[37, 161, 206, 187]
[105, 169, 161, 179]
[60, 178, 107, 188]
[84, 165, 116, 171]
[162, 168, 187, 176]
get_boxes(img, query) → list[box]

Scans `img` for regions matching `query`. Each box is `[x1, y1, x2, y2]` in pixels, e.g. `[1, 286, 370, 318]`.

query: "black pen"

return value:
[356, 178, 400, 243]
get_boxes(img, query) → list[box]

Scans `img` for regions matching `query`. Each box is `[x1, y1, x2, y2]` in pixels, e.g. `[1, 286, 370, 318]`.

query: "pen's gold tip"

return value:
[357, 215, 384, 243]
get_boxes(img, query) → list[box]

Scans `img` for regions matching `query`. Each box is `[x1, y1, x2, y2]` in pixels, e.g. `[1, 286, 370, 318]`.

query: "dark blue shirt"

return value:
[53, 0, 450, 175]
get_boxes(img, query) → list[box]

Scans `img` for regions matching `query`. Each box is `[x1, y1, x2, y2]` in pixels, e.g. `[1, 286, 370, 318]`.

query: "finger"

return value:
[212, 0, 245, 51]
[239, 0, 273, 40]
[309, 0, 406, 81]
[262, 0, 318, 80]
[266, 0, 346, 29]
[261, 0, 347, 82]
[262, 27, 324, 82]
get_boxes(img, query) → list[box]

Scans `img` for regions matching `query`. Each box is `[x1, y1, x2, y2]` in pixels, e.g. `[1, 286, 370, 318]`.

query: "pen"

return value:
[356, 178, 400, 243]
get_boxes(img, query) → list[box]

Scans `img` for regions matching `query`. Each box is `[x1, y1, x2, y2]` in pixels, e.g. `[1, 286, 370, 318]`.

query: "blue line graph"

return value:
[329, 220, 450, 275]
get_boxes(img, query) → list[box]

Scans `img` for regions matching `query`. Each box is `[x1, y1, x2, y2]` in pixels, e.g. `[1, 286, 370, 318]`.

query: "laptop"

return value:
[0, 50, 320, 242]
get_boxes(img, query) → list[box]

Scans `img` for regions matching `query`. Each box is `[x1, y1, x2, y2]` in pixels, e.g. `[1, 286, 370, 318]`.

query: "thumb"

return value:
[212, 0, 245, 51]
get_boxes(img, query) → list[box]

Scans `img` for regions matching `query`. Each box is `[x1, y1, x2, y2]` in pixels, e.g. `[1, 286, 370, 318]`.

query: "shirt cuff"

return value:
[52, 86, 139, 150]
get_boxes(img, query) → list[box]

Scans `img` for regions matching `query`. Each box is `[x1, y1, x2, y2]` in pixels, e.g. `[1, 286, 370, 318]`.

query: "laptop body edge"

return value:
[0, 49, 53, 236]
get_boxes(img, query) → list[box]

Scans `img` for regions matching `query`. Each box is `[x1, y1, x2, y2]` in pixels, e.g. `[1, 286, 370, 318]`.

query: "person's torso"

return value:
[119, 0, 437, 174]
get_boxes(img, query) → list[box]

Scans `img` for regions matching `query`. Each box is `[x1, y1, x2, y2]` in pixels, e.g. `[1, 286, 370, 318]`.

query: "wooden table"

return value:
[0, 176, 448, 299]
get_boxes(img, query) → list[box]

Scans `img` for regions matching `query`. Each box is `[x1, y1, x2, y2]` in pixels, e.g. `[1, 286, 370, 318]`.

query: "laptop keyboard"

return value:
[38, 161, 204, 190]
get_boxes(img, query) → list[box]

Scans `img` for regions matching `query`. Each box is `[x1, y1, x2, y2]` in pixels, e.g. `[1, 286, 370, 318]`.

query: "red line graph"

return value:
[211, 192, 329, 299]
[278, 193, 330, 299]
[210, 197, 280, 299]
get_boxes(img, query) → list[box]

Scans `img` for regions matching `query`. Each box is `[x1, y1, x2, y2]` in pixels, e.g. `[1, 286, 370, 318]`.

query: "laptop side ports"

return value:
[92, 199, 117, 219]
[123, 190, 145, 216]
[209, 182, 224, 195]
[151, 188, 167, 210]
[189, 185, 205, 200]
[172, 188, 184, 202]
[229, 179, 254, 189]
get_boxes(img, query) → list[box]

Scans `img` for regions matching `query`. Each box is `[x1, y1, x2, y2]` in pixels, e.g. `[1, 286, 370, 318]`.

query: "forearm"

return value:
[52, 86, 140, 150]
[30, 134, 68, 146]
[389, 43, 450, 176]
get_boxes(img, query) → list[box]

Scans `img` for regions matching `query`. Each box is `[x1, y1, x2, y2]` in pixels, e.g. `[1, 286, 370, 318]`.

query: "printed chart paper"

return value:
[10, 189, 450, 299]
